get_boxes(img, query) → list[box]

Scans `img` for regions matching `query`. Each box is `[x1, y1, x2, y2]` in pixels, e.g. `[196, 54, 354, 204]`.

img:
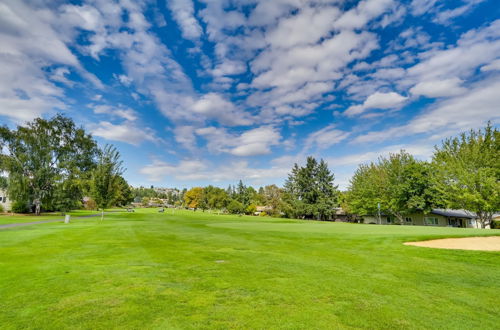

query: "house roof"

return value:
[430, 209, 476, 219]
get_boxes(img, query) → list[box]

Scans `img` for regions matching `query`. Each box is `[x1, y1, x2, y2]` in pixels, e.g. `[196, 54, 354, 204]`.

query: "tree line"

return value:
[176, 124, 499, 228]
[181, 157, 339, 220]
[0, 115, 133, 216]
[1, 115, 497, 227]
[345, 123, 498, 228]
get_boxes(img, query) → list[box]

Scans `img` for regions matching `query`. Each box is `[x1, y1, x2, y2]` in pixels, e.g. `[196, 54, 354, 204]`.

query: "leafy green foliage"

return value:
[203, 185, 229, 210]
[0, 176, 7, 190]
[245, 204, 257, 215]
[0, 115, 97, 215]
[227, 199, 245, 214]
[261, 184, 283, 216]
[284, 157, 339, 220]
[113, 176, 134, 207]
[11, 200, 29, 213]
[90, 145, 124, 218]
[347, 151, 435, 224]
[431, 123, 499, 228]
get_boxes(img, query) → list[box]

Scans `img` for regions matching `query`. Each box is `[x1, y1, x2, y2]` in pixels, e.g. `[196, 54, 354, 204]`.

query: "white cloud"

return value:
[404, 20, 500, 83]
[328, 143, 434, 167]
[265, 6, 340, 49]
[333, 0, 395, 30]
[0, 0, 102, 122]
[212, 60, 247, 77]
[91, 121, 159, 146]
[196, 125, 282, 157]
[252, 30, 378, 89]
[345, 91, 407, 117]
[49, 67, 74, 86]
[303, 125, 350, 151]
[140, 159, 207, 182]
[190, 93, 253, 126]
[140, 159, 288, 184]
[231, 126, 282, 156]
[91, 104, 138, 121]
[410, 78, 466, 98]
[116, 74, 133, 86]
[353, 76, 500, 143]
[480, 59, 500, 72]
[433, 0, 487, 25]
[0, 97, 61, 122]
[167, 0, 203, 41]
[173, 125, 198, 152]
[410, 0, 438, 16]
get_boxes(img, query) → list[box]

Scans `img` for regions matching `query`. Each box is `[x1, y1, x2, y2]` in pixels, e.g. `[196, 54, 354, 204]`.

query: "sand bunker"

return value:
[404, 236, 500, 251]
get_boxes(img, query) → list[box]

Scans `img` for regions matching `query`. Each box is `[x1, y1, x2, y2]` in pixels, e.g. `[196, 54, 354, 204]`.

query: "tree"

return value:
[226, 185, 234, 198]
[203, 185, 229, 210]
[431, 124, 500, 228]
[345, 163, 382, 219]
[236, 180, 250, 206]
[0, 176, 7, 190]
[262, 184, 283, 216]
[227, 199, 245, 214]
[314, 159, 339, 220]
[0, 115, 98, 215]
[284, 157, 339, 220]
[90, 145, 124, 220]
[113, 176, 134, 207]
[52, 175, 85, 215]
[347, 151, 435, 224]
[245, 204, 257, 215]
[184, 187, 204, 210]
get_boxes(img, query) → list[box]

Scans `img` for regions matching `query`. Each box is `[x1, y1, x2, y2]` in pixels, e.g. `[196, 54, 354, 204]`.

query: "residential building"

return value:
[0, 189, 12, 212]
[362, 209, 491, 228]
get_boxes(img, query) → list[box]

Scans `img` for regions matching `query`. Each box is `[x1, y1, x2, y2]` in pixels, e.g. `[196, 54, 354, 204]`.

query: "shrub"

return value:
[491, 220, 500, 229]
[227, 200, 244, 214]
[11, 201, 29, 213]
[245, 204, 257, 215]
[0, 204, 4, 213]
[259, 211, 267, 217]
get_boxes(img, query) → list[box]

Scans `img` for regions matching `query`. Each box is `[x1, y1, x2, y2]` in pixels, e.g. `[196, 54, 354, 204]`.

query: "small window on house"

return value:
[405, 217, 412, 223]
[1, 196, 5, 203]
[425, 217, 439, 225]
[386, 217, 392, 223]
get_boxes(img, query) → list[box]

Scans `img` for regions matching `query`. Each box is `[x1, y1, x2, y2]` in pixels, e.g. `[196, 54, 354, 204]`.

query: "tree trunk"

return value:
[101, 209, 104, 221]
[394, 213, 404, 225]
[477, 211, 492, 229]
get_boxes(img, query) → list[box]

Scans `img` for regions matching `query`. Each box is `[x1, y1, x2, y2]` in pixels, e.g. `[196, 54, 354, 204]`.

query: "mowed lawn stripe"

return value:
[0, 209, 499, 329]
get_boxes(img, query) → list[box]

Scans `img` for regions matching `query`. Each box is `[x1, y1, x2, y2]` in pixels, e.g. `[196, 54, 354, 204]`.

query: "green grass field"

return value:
[0, 209, 499, 329]
[0, 210, 99, 225]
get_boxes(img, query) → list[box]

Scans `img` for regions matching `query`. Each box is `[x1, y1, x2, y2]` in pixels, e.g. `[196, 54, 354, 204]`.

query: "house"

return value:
[254, 205, 272, 215]
[332, 207, 362, 223]
[0, 189, 12, 212]
[362, 209, 490, 228]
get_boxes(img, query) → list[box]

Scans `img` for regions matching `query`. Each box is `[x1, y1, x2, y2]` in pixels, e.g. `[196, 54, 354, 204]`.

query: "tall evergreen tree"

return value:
[284, 157, 339, 220]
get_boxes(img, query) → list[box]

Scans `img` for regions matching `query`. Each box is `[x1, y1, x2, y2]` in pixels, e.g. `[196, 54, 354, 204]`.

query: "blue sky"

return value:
[0, 0, 499, 189]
